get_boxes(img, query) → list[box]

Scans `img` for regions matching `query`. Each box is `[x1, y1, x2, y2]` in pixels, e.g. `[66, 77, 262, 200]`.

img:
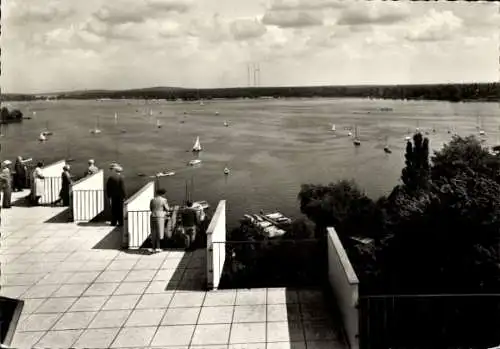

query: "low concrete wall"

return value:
[38, 160, 66, 204]
[72, 170, 105, 222]
[123, 181, 155, 249]
[206, 200, 226, 290]
[327, 227, 360, 349]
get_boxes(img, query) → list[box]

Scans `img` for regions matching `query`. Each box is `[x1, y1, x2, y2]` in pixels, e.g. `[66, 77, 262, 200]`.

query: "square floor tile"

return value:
[267, 288, 299, 304]
[106, 259, 137, 270]
[233, 305, 266, 323]
[125, 308, 166, 327]
[228, 344, 267, 349]
[145, 281, 169, 294]
[203, 290, 236, 306]
[267, 321, 305, 342]
[74, 327, 120, 348]
[21, 298, 45, 314]
[35, 297, 77, 313]
[266, 342, 306, 349]
[66, 271, 100, 284]
[53, 283, 90, 297]
[22, 284, 60, 298]
[191, 323, 231, 346]
[229, 322, 266, 344]
[35, 329, 83, 348]
[198, 306, 234, 324]
[18, 313, 62, 332]
[95, 270, 129, 283]
[267, 304, 301, 322]
[11, 331, 46, 348]
[154, 268, 184, 281]
[83, 282, 120, 297]
[113, 282, 148, 295]
[161, 307, 200, 325]
[69, 296, 108, 312]
[0, 285, 30, 298]
[150, 325, 195, 347]
[169, 291, 206, 307]
[136, 293, 173, 309]
[37, 271, 74, 285]
[89, 310, 132, 329]
[133, 257, 165, 270]
[235, 290, 266, 305]
[103, 294, 141, 310]
[110, 326, 157, 347]
[124, 269, 157, 282]
[303, 321, 337, 342]
[53, 311, 97, 330]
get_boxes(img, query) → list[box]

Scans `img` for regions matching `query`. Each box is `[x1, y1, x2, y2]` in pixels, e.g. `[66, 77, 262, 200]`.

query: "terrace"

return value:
[0, 188, 349, 348]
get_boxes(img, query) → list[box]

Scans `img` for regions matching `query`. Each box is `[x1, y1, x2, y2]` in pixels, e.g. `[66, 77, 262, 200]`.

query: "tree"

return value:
[431, 135, 500, 183]
[298, 180, 386, 241]
[401, 132, 430, 193]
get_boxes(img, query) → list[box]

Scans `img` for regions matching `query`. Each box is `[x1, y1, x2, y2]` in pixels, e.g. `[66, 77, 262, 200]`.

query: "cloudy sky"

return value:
[2, 0, 499, 93]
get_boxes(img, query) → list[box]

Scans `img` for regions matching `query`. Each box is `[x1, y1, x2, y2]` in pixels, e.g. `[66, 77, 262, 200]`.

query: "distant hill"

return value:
[1, 83, 498, 103]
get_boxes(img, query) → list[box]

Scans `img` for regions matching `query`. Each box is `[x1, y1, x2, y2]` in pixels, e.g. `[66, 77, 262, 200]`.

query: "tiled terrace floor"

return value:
[1, 191, 347, 349]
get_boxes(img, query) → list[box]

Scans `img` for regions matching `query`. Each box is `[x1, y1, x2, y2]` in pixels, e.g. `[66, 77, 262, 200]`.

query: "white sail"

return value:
[149, 109, 153, 116]
[114, 112, 118, 122]
[331, 124, 336, 131]
[192, 136, 202, 151]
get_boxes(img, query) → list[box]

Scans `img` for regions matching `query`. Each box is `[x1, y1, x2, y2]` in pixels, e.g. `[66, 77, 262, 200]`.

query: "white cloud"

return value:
[269, 0, 347, 11]
[262, 10, 323, 28]
[4, 0, 75, 24]
[230, 19, 267, 40]
[406, 9, 463, 42]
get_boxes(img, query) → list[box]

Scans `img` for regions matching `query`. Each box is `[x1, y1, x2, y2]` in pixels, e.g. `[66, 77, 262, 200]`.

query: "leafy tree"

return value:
[401, 132, 430, 193]
[431, 135, 500, 183]
[298, 180, 386, 241]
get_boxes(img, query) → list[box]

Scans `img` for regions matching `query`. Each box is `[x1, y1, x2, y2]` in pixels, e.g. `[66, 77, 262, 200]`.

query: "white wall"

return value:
[72, 170, 105, 222]
[206, 200, 226, 290]
[327, 227, 360, 349]
[123, 181, 155, 249]
[39, 160, 66, 204]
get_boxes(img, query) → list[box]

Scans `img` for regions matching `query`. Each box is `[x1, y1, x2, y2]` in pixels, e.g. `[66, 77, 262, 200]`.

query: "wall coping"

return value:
[124, 181, 155, 206]
[207, 200, 226, 239]
[73, 169, 104, 190]
[327, 227, 360, 285]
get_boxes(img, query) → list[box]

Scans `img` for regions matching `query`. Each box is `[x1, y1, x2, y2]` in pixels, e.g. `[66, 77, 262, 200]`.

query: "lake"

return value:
[2, 98, 499, 228]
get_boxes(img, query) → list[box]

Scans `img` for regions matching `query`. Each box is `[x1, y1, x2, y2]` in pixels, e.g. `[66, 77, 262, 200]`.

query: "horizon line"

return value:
[2, 80, 497, 95]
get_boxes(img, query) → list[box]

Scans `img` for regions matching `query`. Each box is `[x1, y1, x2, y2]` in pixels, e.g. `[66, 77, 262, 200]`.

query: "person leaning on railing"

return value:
[149, 188, 170, 253]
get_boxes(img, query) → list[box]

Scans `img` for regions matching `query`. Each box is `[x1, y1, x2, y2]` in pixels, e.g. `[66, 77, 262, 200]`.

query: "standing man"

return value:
[58, 165, 73, 206]
[180, 201, 199, 249]
[86, 159, 99, 176]
[1, 160, 13, 208]
[106, 164, 126, 226]
[13, 156, 27, 192]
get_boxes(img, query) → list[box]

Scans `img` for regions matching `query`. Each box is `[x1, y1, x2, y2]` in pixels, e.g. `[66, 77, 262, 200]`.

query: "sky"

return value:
[2, 0, 499, 93]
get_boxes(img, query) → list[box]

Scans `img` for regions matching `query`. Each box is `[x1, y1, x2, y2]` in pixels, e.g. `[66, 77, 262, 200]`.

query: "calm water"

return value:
[2, 98, 499, 227]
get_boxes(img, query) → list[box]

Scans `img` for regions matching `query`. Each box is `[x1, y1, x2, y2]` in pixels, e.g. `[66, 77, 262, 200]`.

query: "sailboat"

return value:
[38, 132, 46, 142]
[224, 166, 230, 175]
[478, 116, 486, 136]
[353, 125, 361, 146]
[114, 112, 118, 125]
[156, 119, 162, 128]
[192, 136, 202, 152]
[42, 121, 53, 136]
[224, 121, 229, 127]
[331, 124, 336, 132]
[149, 109, 153, 117]
[383, 136, 392, 153]
[215, 111, 219, 116]
[91, 116, 101, 134]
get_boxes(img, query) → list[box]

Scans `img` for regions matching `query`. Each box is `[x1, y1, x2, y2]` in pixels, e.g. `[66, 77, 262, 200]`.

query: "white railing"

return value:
[38, 160, 66, 205]
[72, 170, 105, 222]
[206, 200, 226, 290]
[123, 181, 155, 249]
[327, 227, 360, 349]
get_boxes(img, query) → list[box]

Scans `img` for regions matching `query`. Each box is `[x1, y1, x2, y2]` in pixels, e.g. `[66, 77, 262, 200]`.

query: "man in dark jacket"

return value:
[106, 164, 126, 226]
[180, 201, 199, 249]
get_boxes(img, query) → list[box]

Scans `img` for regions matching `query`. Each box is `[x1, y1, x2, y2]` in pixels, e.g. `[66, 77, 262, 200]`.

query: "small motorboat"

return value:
[39, 133, 47, 142]
[347, 131, 353, 137]
[152, 171, 175, 177]
[223, 167, 230, 175]
[479, 130, 486, 136]
[353, 139, 361, 146]
[90, 129, 101, 134]
[224, 121, 229, 127]
[215, 111, 219, 115]
[188, 159, 202, 166]
[183, 111, 187, 115]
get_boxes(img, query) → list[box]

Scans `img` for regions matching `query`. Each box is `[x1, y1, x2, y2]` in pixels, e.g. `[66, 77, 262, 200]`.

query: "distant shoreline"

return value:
[2, 82, 498, 103]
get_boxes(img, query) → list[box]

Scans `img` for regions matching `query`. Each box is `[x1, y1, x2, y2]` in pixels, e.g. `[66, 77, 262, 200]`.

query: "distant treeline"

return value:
[2, 82, 499, 102]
